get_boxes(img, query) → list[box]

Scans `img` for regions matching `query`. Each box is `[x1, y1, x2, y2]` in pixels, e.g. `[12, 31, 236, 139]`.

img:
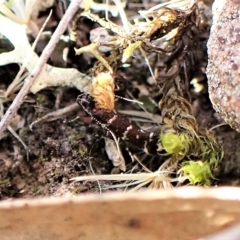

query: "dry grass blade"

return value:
[71, 168, 185, 191]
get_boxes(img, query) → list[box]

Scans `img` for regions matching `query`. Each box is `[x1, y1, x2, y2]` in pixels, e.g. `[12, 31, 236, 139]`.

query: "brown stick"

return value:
[0, 0, 82, 138]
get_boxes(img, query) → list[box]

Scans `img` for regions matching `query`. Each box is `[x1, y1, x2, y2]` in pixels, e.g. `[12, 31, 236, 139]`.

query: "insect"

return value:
[77, 94, 159, 155]
[90, 71, 115, 111]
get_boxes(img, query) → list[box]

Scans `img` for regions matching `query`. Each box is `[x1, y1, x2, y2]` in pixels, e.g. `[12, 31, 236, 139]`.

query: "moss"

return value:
[161, 132, 189, 155]
[19, 127, 29, 137]
[0, 178, 10, 185]
[39, 150, 49, 162]
[36, 94, 47, 105]
[79, 148, 87, 156]
[180, 160, 214, 186]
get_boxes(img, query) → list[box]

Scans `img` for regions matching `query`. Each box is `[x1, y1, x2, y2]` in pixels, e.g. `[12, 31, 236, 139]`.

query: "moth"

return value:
[77, 94, 159, 155]
[90, 71, 115, 111]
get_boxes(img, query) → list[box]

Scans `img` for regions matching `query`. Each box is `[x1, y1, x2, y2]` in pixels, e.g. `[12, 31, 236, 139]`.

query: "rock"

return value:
[207, 0, 240, 131]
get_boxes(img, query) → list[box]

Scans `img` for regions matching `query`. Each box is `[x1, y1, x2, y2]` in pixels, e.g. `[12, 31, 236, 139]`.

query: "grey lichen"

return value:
[207, 0, 240, 131]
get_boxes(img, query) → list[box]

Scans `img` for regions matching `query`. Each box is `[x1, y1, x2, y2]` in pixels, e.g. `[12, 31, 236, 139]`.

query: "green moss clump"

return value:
[161, 132, 189, 155]
[19, 127, 29, 137]
[160, 130, 222, 186]
[36, 94, 47, 105]
[180, 160, 214, 186]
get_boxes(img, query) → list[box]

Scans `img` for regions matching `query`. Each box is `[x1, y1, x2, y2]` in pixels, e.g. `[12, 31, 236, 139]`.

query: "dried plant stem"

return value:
[0, 0, 82, 138]
[29, 102, 80, 130]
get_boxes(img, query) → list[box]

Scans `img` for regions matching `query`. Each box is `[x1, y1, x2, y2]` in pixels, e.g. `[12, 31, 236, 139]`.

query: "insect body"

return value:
[77, 95, 159, 154]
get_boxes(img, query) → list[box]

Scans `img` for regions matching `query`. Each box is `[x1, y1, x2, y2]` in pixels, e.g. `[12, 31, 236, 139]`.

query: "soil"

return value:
[1, 0, 240, 200]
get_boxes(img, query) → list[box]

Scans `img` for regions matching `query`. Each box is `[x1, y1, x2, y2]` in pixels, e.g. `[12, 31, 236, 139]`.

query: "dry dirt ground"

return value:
[1, 0, 240, 200]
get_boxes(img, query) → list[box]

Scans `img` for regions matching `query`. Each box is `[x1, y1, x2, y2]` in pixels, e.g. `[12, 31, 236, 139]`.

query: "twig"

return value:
[7, 125, 29, 161]
[88, 158, 102, 195]
[29, 102, 80, 130]
[0, 0, 83, 138]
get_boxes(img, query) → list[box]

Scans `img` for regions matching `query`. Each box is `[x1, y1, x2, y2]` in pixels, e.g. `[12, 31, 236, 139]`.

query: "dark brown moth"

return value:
[77, 94, 159, 155]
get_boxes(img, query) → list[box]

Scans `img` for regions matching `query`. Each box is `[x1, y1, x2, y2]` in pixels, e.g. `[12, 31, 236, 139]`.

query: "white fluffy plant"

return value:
[0, 0, 91, 97]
